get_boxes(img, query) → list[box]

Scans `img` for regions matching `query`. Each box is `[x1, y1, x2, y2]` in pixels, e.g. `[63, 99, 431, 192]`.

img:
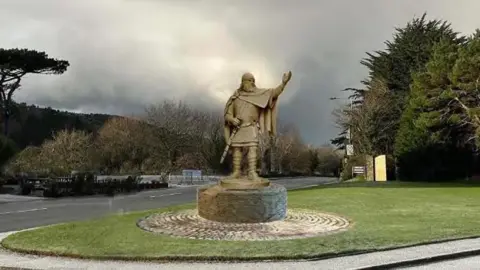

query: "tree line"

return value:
[333, 13, 480, 181]
[5, 100, 342, 177]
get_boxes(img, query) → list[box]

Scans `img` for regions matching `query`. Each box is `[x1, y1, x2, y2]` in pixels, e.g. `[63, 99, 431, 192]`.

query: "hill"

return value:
[5, 102, 114, 149]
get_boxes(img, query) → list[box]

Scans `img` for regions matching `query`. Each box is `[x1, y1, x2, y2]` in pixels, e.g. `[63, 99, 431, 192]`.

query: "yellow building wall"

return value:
[374, 155, 387, 181]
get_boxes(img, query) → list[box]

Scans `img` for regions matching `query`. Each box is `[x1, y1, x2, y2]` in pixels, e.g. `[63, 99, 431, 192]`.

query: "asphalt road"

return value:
[0, 177, 337, 233]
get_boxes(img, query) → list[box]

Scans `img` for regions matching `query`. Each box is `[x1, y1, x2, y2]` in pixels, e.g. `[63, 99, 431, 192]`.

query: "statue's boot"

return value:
[247, 146, 266, 181]
[225, 147, 242, 179]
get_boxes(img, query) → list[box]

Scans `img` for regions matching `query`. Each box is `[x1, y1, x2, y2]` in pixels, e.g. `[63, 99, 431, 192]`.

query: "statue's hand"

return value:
[228, 117, 241, 127]
[282, 71, 292, 85]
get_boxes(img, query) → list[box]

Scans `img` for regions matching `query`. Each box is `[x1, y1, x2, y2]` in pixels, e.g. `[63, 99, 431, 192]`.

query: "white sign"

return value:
[346, 144, 354, 156]
[352, 166, 365, 174]
[182, 170, 202, 178]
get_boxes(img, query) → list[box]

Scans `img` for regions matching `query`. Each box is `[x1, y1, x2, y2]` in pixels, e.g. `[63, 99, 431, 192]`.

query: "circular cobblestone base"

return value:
[137, 209, 350, 241]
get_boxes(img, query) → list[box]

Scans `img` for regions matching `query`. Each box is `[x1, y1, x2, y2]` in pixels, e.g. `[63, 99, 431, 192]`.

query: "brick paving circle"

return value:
[137, 209, 350, 241]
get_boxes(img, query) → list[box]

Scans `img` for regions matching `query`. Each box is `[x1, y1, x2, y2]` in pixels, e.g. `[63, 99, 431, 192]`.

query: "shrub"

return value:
[0, 135, 18, 167]
[124, 176, 137, 193]
[40, 174, 166, 198]
[341, 155, 366, 181]
[105, 180, 116, 196]
[20, 181, 33, 195]
[356, 175, 366, 182]
[71, 173, 85, 195]
[43, 181, 60, 198]
[84, 173, 95, 195]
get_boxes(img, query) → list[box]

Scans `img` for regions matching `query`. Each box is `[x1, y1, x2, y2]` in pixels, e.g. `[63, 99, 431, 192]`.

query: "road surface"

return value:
[0, 177, 337, 232]
[400, 255, 480, 269]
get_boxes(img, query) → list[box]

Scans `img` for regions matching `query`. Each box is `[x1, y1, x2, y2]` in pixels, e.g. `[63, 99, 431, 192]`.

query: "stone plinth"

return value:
[197, 181, 287, 223]
[219, 178, 270, 189]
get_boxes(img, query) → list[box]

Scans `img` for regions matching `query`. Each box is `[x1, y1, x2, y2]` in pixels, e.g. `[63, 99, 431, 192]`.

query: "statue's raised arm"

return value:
[271, 71, 292, 98]
[221, 71, 293, 182]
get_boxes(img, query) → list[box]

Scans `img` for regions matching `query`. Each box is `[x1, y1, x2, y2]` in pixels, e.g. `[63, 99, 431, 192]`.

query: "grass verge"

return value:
[2, 181, 480, 261]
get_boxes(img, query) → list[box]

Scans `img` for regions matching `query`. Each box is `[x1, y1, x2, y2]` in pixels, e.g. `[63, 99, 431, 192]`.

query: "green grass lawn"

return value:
[3, 181, 480, 261]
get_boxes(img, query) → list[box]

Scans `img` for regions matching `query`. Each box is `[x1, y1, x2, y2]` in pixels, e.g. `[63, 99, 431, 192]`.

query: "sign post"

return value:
[352, 166, 366, 177]
[346, 144, 354, 156]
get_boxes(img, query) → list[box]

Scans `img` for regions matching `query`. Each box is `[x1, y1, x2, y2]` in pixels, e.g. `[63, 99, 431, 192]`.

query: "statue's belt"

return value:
[238, 121, 259, 128]
[220, 121, 258, 164]
[235, 122, 261, 139]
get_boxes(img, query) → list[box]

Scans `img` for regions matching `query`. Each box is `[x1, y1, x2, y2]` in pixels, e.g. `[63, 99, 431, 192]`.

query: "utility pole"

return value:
[330, 96, 354, 178]
[330, 96, 353, 150]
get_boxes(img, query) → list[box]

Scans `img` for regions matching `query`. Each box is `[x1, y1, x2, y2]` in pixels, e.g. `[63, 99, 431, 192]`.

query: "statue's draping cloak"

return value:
[223, 87, 279, 143]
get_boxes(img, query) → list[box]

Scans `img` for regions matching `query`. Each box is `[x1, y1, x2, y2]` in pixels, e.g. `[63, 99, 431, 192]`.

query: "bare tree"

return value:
[285, 142, 311, 174]
[176, 152, 208, 170]
[273, 122, 303, 174]
[317, 145, 342, 176]
[144, 100, 206, 173]
[40, 130, 96, 175]
[195, 109, 226, 172]
[95, 116, 150, 173]
[333, 78, 401, 156]
[6, 146, 44, 175]
[257, 132, 271, 175]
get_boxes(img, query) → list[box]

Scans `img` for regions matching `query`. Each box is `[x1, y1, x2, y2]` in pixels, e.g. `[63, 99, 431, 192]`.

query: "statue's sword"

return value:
[220, 97, 247, 164]
[220, 127, 238, 164]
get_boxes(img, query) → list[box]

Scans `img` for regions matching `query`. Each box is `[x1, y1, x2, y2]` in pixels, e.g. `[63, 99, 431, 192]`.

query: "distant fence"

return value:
[168, 174, 221, 185]
[16, 173, 223, 196]
[94, 174, 222, 185]
[20, 174, 168, 197]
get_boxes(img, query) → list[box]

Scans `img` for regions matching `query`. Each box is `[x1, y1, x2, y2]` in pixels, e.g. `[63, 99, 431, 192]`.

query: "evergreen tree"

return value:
[394, 33, 480, 180]
[0, 48, 69, 135]
[339, 13, 465, 160]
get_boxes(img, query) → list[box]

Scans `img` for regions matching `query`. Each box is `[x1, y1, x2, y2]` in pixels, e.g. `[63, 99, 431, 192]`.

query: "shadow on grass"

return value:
[291, 181, 480, 191]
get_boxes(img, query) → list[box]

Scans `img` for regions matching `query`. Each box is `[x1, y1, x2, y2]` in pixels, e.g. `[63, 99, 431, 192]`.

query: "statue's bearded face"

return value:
[241, 76, 256, 92]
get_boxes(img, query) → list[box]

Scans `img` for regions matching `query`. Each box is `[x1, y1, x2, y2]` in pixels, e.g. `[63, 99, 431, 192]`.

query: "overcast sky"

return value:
[1, 0, 479, 145]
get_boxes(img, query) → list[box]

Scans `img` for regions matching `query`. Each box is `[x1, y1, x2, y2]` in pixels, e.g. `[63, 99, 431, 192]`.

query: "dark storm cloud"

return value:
[0, 0, 479, 144]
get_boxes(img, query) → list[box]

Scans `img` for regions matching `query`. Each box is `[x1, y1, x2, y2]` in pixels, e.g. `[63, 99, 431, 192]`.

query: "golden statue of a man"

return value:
[221, 71, 292, 181]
